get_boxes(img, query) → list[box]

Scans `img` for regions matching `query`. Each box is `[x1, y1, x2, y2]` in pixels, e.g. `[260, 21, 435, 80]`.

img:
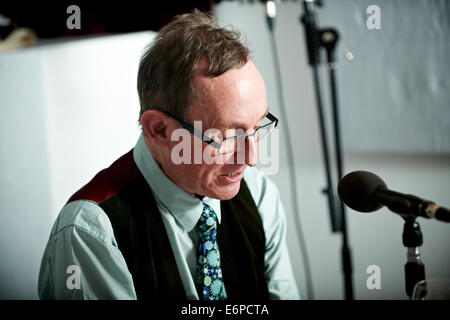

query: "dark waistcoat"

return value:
[69, 149, 269, 300]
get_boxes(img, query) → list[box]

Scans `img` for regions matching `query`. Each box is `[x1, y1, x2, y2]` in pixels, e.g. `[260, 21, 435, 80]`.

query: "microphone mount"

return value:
[338, 170, 450, 298]
[402, 216, 426, 299]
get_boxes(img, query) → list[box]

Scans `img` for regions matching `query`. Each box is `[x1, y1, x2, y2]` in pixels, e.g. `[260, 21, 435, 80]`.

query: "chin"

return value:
[210, 182, 241, 200]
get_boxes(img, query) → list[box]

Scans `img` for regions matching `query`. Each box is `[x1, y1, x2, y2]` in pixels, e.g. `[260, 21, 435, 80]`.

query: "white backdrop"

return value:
[0, 32, 147, 299]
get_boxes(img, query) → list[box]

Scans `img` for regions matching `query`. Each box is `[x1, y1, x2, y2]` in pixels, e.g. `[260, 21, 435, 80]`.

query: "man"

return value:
[38, 10, 300, 300]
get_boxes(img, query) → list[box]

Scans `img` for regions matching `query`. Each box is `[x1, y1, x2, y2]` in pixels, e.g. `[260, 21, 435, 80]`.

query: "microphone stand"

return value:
[402, 217, 426, 299]
[300, 0, 354, 300]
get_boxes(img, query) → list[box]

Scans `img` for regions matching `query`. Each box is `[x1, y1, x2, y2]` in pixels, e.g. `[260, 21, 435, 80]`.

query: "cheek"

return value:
[168, 140, 229, 183]
[194, 162, 230, 191]
[180, 163, 218, 184]
[203, 144, 237, 165]
[199, 163, 221, 182]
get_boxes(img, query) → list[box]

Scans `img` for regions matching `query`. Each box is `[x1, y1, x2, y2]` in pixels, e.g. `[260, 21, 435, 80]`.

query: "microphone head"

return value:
[338, 171, 387, 212]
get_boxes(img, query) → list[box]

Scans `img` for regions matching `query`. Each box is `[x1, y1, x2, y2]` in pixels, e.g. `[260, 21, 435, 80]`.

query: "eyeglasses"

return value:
[147, 107, 279, 154]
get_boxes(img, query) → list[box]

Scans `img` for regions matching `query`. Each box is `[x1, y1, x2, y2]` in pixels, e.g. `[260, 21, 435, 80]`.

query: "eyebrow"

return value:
[221, 108, 270, 129]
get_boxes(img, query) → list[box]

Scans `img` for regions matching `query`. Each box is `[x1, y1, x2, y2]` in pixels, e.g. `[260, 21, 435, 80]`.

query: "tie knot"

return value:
[196, 204, 217, 236]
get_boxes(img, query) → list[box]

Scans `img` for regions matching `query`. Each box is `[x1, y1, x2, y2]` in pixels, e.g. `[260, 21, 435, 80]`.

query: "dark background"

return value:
[0, 1, 217, 39]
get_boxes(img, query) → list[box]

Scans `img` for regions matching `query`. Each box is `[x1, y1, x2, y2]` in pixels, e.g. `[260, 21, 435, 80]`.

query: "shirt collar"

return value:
[133, 134, 222, 232]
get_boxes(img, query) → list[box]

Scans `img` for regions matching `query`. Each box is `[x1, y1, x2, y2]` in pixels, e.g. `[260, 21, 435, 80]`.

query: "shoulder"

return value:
[243, 167, 288, 252]
[67, 149, 138, 205]
[54, 149, 138, 246]
[243, 166, 280, 208]
[48, 200, 117, 248]
[243, 166, 285, 228]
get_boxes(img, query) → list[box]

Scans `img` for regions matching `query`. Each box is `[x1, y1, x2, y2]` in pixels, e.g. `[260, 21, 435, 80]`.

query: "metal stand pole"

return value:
[402, 217, 426, 298]
[300, 0, 354, 299]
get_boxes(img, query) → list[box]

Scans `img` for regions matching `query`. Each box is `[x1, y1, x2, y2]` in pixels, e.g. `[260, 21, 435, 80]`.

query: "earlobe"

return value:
[141, 111, 170, 148]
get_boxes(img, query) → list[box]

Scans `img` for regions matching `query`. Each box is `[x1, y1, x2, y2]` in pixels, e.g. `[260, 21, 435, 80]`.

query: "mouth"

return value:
[218, 169, 245, 183]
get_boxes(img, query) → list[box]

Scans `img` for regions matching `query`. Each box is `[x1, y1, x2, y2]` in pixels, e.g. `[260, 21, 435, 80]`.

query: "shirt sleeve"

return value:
[244, 167, 301, 300]
[38, 200, 137, 300]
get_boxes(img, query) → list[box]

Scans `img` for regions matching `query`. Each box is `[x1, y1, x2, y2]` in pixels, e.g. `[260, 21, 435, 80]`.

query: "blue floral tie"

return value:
[195, 203, 227, 300]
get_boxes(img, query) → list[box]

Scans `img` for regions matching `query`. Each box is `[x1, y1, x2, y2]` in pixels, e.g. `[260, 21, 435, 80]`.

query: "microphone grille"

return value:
[338, 171, 387, 212]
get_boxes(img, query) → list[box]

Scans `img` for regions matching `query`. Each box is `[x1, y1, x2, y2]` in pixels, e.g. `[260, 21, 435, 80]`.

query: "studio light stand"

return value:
[300, 0, 354, 300]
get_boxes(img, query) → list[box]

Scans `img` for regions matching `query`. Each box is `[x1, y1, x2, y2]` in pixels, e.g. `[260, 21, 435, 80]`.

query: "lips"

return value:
[219, 168, 245, 183]
[224, 171, 241, 177]
[220, 168, 245, 177]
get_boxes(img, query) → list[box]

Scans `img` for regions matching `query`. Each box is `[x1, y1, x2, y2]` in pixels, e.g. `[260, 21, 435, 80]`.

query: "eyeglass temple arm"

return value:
[147, 107, 221, 148]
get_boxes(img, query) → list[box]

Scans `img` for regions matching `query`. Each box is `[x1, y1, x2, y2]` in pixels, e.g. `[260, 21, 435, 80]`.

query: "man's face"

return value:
[164, 60, 268, 200]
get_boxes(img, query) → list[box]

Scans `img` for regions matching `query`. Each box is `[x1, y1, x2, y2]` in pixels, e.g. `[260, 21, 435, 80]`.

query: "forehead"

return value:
[190, 60, 268, 127]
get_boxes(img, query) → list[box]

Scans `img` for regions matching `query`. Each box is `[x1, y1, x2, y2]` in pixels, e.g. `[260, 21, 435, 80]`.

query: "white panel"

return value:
[319, 0, 450, 154]
[0, 31, 155, 298]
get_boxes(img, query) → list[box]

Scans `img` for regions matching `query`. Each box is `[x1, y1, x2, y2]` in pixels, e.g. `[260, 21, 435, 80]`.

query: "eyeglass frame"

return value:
[145, 107, 279, 151]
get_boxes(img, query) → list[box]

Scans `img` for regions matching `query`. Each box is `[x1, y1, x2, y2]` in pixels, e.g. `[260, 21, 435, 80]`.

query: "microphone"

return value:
[338, 171, 450, 223]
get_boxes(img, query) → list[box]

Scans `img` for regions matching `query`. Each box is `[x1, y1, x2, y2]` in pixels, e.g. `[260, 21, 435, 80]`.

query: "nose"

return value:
[244, 135, 258, 167]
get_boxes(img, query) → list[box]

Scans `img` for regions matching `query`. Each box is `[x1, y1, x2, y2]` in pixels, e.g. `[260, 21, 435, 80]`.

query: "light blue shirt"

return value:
[38, 135, 300, 300]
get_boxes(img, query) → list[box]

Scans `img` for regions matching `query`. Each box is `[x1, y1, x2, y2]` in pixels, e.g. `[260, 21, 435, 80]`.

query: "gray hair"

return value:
[137, 9, 250, 125]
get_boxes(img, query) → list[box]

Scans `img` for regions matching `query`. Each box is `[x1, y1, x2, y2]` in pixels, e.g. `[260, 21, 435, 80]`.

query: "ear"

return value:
[140, 110, 172, 148]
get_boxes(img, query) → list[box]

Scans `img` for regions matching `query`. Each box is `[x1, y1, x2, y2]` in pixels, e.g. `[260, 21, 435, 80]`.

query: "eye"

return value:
[252, 122, 262, 131]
